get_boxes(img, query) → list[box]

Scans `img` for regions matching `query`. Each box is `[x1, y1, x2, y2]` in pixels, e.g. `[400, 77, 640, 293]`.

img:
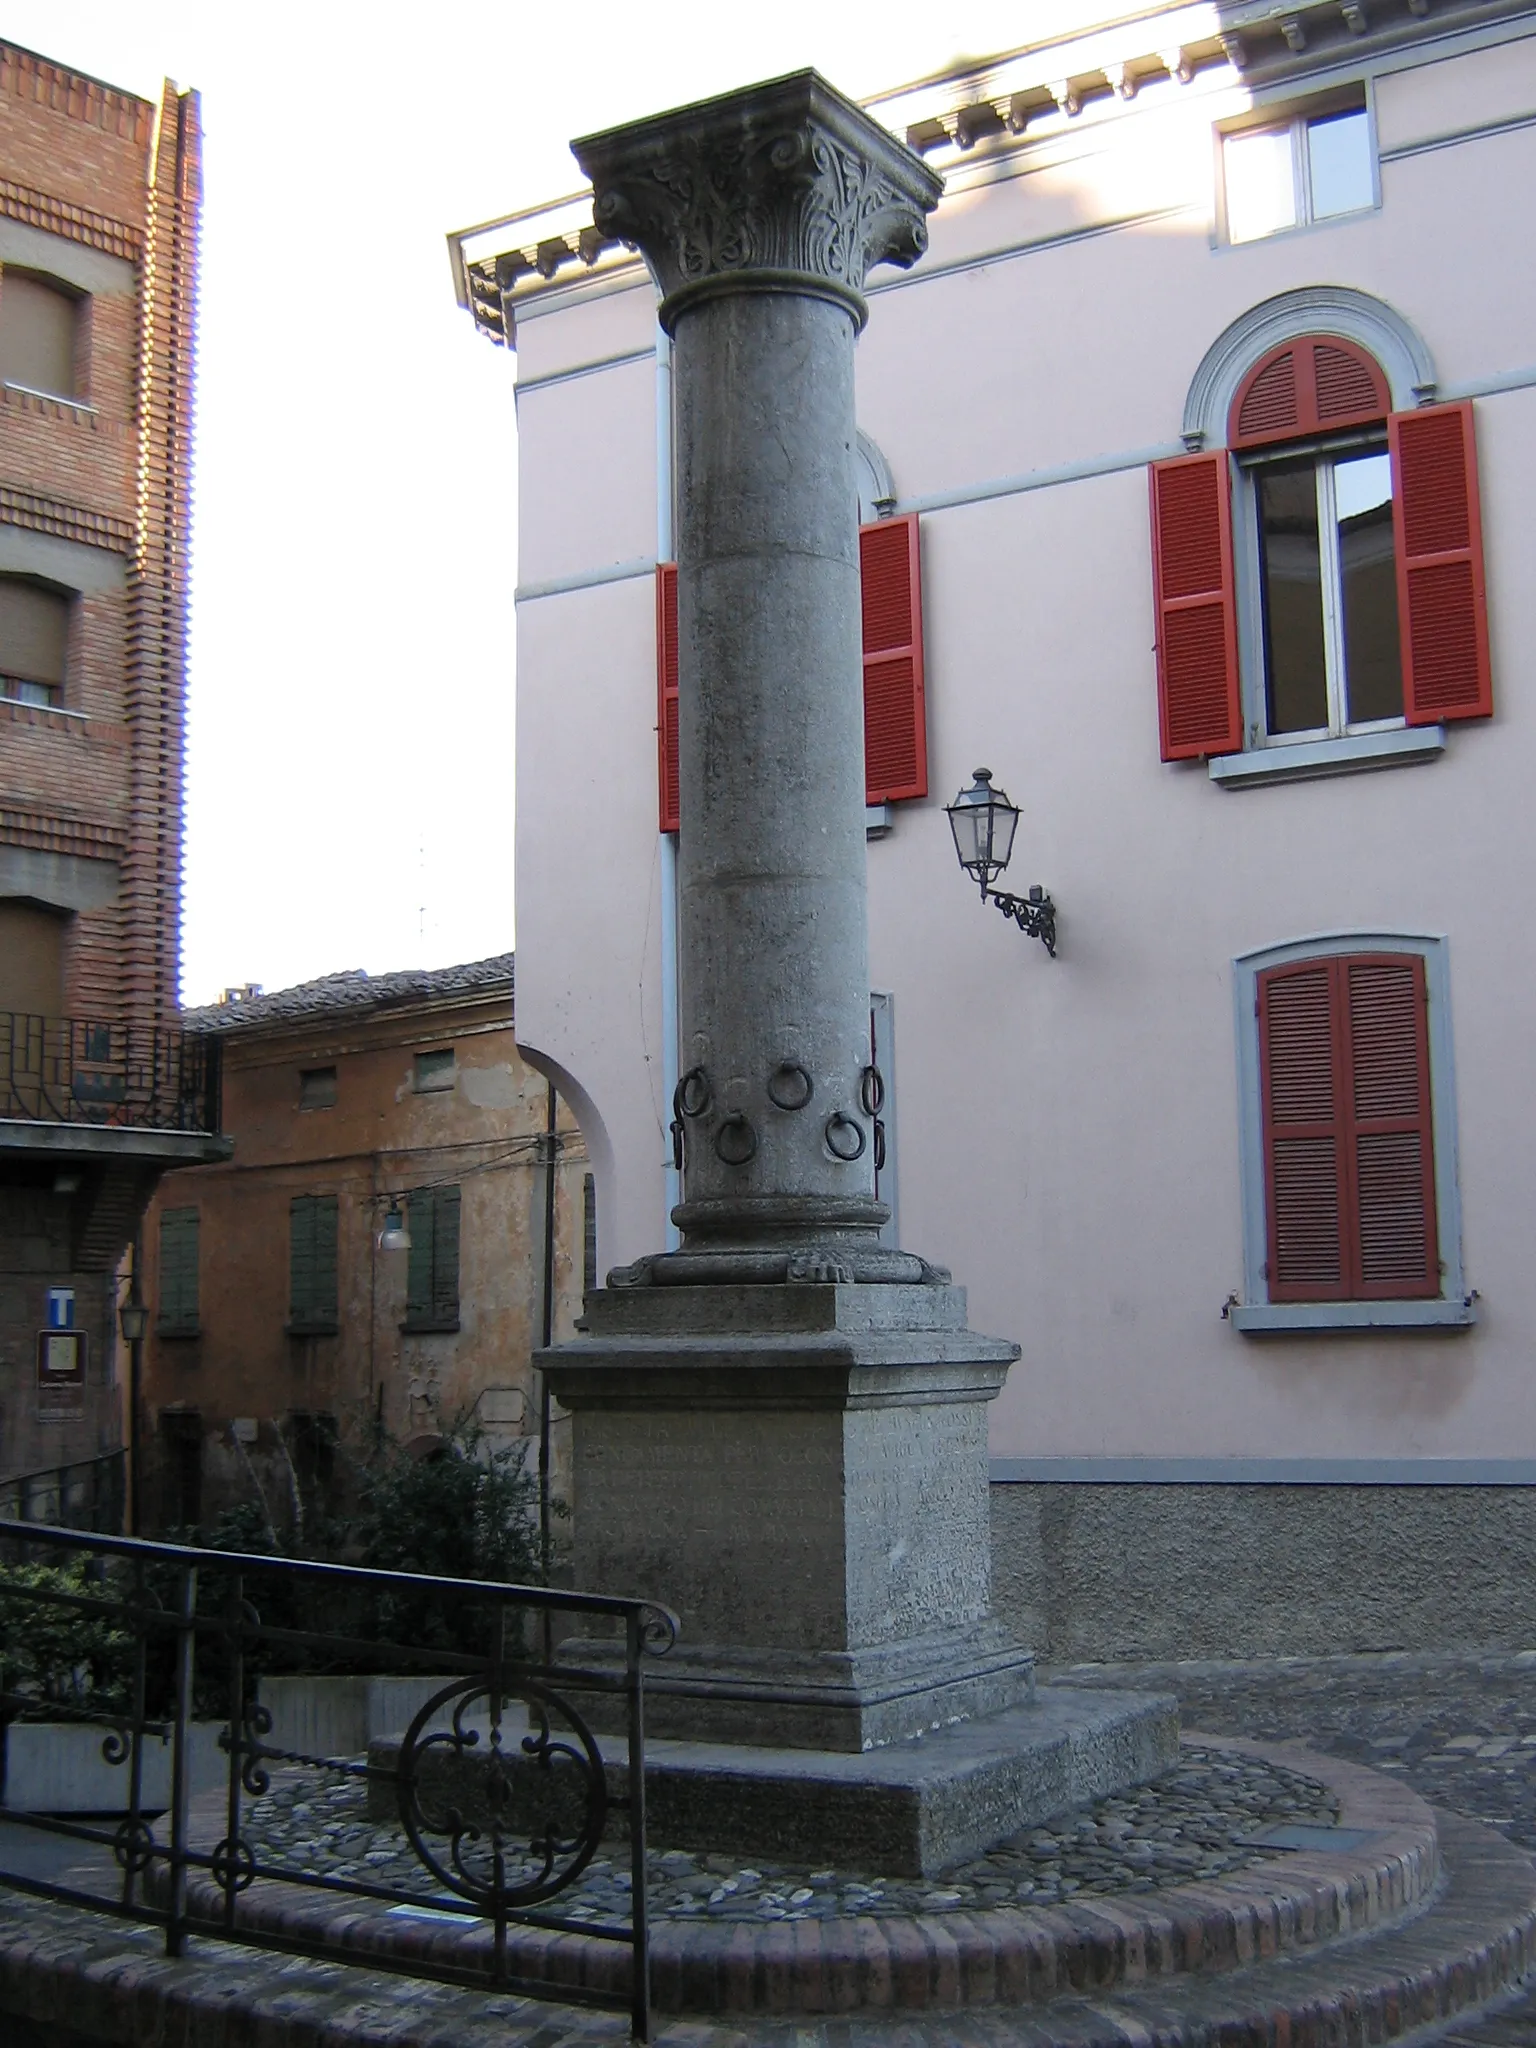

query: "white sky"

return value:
[10, 2, 1085, 1004]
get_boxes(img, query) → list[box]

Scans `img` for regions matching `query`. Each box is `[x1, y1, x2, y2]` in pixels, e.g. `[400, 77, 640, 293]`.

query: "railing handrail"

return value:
[0, 1516, 678, 1627]
[0, 1516, 671, 2037]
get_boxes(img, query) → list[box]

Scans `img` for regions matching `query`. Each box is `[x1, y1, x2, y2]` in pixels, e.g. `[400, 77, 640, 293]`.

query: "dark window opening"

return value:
[299, 1066, 337, 1110]
[158, 1411, 203, 1533]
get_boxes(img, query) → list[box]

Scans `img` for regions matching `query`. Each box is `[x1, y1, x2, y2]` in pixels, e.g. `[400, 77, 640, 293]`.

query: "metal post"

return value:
[222, 1566, 244, 1931]
[626, 1608, 650, 2042]
[165, 1557, 197, 1955]
[122, 1555, 149, 1910]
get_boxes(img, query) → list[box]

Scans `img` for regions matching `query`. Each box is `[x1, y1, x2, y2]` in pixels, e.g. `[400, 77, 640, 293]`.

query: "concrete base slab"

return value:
[368, 1681, 1178, 1875]
[603, 1683, 1178, 1874]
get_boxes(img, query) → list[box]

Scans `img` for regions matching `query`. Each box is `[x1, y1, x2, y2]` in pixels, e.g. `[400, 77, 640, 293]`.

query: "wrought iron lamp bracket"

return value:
[982, 881, 1057, 957]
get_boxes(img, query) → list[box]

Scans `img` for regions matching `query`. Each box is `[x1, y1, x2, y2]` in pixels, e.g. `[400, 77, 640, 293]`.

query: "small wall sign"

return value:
[37, 1329, 87, 1418]
[45, 1287, 75, 1330]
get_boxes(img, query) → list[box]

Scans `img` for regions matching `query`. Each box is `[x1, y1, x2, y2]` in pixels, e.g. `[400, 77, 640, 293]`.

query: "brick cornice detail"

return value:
[0, 175, 141, 261]
[0, 45, 152, 149]
[0, 485, 132, 552]
[0, 807, 127, 859]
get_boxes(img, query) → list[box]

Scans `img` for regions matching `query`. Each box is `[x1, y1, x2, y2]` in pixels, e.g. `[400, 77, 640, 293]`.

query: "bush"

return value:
[349, 1420, 551, 1655]
[0, 1556, 131, 1716]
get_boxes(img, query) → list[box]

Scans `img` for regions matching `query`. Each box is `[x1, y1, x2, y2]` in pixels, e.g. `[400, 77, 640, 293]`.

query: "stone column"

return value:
[542, 73, 1038, 1765]
[577, 73, 944, 1285]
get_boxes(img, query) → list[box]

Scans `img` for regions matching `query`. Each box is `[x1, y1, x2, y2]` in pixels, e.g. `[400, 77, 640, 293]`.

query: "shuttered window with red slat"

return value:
[1149, 452, 1242, 760]
[860, 512, 927, 803]
[1258, 953, 1438, 1302]
[1389, 400, 1493, 724]
[656, 563, 680, 834]
[655, 515, 928, 831]
[1229, 334, 1390, 448]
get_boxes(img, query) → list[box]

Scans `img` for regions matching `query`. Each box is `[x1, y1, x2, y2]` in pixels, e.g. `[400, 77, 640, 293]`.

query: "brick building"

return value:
[137, 957, 590, 1542]
[0, 42, 224, 1517]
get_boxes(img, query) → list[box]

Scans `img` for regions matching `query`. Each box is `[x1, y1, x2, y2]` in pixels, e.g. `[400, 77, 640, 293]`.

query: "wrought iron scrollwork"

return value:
[211, 1834, 257, 1894]
[639, 1602, 680, 1656]
[112, 1814, 157, 1876]
[395, 1678, 608, 1908]
[824, 1110, 866, 1161]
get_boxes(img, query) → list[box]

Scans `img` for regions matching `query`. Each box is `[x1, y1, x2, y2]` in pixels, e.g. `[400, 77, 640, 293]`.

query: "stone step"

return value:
[0, 1808, 1530, 2046]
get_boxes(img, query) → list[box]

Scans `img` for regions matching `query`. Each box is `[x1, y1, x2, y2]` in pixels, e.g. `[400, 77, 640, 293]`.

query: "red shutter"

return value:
[1259, 954, 1438, 1303]
[1229, 335, 1390, 448]
[860, 513, 927, 803]
[1341, 955, 1438, 1299]
[656, 562, 679, 834]
[1259, 962, 1349, 1302]
[1149, 453, 1241, 760]
[1389, 401, 1492, 725]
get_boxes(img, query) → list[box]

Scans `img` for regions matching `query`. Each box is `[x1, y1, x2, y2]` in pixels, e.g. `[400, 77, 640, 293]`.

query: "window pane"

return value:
[1307, 109, 1373, 220]
[0, 578, 68, 690]
[1335, 451, 1402, 724]
[1257, 462, 1329, 734]
[0, 272, 77, 398]
[1225, 127, 1297, 243]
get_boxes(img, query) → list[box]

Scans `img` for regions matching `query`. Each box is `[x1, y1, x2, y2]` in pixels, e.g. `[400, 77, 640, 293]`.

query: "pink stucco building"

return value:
[449, 0, 1536, 1657]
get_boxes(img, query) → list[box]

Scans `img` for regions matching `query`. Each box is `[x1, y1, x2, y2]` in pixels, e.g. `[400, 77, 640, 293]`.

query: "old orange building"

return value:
[0, 42, 224, 1517]
[138, 957, 589, 1539]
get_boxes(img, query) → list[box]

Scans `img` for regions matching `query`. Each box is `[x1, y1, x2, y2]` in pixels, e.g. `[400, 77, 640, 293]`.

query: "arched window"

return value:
[0, 269, 79, 401]
[0, 575, 69, 707]
[1151, 322, 1492, 775]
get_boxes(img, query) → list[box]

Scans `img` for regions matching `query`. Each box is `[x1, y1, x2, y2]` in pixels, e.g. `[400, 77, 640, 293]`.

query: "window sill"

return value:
[401, 1318, 460, 1336]
[1209, 726, 1445, 788]
[155, 1324, 201, 1341]
[1229, 1297, 1476, 1334]
[286, 1321, 338, 1338]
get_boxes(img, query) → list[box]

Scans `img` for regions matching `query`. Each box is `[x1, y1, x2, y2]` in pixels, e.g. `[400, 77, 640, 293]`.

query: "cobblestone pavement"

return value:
[1057, 1650, 1536, 1850]
[243, 1743, 1337, 1927]
[1058, 1651, 1536, 2044]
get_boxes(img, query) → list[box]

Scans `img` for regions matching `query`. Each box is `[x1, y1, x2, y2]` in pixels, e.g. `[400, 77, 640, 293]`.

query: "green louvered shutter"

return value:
[405, 1187, 461, 1330]
[158, 1208, 200, 1334]
[405, 1190, 432, 1325]
[432, 1186, 461, 1326]
[290, 1195, 338, 1331]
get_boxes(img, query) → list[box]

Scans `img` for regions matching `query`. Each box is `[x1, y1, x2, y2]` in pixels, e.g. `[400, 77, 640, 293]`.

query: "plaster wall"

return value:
[505, 26, 1536, 1460]
[139, 999, 588, 1534]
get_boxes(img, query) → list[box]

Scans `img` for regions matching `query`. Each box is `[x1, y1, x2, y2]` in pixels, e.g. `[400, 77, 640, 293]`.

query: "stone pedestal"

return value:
[536, 71, 1179, 1872]
[544, 1283, 1031, 1752]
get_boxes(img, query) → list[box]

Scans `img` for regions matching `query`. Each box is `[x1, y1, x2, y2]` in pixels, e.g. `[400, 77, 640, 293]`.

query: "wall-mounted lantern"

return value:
[945, 768, 1057, 956]
[118, 1296, 149, 1344]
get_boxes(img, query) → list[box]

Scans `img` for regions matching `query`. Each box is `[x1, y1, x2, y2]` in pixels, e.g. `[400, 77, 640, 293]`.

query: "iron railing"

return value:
[0, 1013, 220, 1132]
[0, 1449, 124, 1532]
[0, 1520, 676, 2038]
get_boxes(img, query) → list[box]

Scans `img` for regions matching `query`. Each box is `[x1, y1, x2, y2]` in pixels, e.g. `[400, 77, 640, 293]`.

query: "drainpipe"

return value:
[657, 326, 681, 1250]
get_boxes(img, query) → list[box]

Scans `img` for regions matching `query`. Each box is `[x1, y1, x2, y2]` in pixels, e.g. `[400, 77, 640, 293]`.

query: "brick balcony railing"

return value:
[0, 1012, 221, 1134]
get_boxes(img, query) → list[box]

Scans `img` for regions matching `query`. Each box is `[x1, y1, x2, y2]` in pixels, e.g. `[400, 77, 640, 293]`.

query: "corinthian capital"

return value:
[572, 70, 943, 333]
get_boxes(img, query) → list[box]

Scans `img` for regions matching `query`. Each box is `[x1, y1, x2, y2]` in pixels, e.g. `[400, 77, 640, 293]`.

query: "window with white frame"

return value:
[1229, 933, 1471, 1333]
[1149, 331, 1494, 775]
[1222, 99, 1374, 245]
[1248, 436, 1399, 740]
